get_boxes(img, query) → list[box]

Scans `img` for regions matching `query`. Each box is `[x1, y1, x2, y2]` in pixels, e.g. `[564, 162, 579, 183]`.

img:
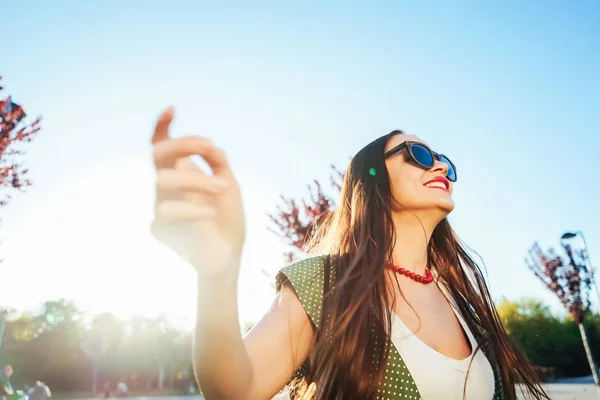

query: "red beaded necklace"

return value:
[385, 261, 434, 284]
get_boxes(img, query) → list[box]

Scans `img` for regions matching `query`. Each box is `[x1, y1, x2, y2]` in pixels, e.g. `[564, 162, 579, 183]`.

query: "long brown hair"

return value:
[297, 131, 548, 399]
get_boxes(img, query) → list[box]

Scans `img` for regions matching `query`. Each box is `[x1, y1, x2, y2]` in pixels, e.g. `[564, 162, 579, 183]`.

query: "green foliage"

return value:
[497, 297, 600, 378]
[0, 300, 194, 393]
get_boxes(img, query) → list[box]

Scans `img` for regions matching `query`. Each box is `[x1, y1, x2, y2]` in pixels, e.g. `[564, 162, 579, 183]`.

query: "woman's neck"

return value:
[390, 211, 439, 275]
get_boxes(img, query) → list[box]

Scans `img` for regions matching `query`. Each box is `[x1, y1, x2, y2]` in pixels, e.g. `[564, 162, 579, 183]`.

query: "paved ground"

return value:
[539, 384, 600, 400]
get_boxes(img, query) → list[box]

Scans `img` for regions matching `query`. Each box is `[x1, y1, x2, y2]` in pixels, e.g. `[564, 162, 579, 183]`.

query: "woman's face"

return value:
[384, 134, 455, 215]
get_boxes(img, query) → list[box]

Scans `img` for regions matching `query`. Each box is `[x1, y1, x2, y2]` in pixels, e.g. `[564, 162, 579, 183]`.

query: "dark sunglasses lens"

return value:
[411, 144, 434, 168]
[440, 155, 457, 182]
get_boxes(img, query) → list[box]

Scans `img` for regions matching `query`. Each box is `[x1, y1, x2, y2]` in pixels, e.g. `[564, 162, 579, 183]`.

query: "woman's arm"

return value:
[149, 109, 316, 399]
[194, 276, 316, 400]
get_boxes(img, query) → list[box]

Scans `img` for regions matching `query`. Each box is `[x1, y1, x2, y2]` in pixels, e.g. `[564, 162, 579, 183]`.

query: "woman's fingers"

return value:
[157, 168, 229, 194]
[175, 157, 202, 172]
[151, 108, 234, 179]
[153, 136, 234, 179]
[151, 107, 174, 144]
[156, 200, 216, 220]
[153, 136, 211, 168]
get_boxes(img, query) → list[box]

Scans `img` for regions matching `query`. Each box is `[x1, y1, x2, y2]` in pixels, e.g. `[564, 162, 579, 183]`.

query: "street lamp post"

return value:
[561, 230, 600, 390]
[561, 231, 600, 311]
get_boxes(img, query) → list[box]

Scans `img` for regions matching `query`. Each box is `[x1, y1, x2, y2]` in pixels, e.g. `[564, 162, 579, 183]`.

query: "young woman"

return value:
[151, 107, 549, 400]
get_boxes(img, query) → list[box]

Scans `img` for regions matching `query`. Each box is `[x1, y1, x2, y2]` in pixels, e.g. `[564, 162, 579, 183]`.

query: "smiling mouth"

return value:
[423, 180, 450, 191]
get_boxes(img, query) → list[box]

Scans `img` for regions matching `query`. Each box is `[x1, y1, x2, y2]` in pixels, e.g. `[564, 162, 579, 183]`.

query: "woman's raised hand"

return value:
[150, 108, 245, 277]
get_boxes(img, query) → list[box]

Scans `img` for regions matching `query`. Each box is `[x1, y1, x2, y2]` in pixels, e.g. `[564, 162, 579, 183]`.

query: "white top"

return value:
[389, 284, 496, 400]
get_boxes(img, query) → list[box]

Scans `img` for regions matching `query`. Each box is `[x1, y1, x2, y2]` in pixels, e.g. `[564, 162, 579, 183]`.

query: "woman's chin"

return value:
[436, 198, 455, 213]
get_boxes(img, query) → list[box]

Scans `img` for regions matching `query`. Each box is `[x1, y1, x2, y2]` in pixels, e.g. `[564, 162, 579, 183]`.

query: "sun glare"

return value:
[1, 158, 283, 329]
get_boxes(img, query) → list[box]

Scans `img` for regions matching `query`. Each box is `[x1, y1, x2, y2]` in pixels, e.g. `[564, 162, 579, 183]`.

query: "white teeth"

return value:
[425, 181, 446, 189]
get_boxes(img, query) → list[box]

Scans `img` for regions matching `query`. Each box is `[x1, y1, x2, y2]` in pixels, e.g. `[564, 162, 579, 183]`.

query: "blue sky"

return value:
[1, 1, 599, 324]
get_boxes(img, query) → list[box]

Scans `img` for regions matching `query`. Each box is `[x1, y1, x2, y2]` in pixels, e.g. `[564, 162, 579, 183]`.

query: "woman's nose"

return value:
[432, 159, 449, 175]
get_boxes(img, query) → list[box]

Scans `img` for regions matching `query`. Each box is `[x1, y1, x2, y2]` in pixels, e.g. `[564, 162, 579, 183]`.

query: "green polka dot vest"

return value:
[275, 256, 508, 400]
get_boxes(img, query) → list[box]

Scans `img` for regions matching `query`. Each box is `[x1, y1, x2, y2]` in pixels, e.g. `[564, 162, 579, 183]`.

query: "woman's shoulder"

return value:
[275, 255, 330, 327]
[277, 255, 327, 282]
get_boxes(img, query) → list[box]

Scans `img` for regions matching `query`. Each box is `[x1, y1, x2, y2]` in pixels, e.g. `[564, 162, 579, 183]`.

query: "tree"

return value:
[526, 241, 598, 383]
[0, 300, 88, 391]
[1, 301, 194, 394]
[82, 312, 125, 394]
[0, 76, 41, 352]
[115, 314, 190, 391]
[0, 76, 42, 207]
[268, 165, 343, 262]
[497, 297, 583, 379]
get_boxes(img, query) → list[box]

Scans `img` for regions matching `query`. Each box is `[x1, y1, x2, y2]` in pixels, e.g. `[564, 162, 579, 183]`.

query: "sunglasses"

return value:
[384, 141, 457, 182]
